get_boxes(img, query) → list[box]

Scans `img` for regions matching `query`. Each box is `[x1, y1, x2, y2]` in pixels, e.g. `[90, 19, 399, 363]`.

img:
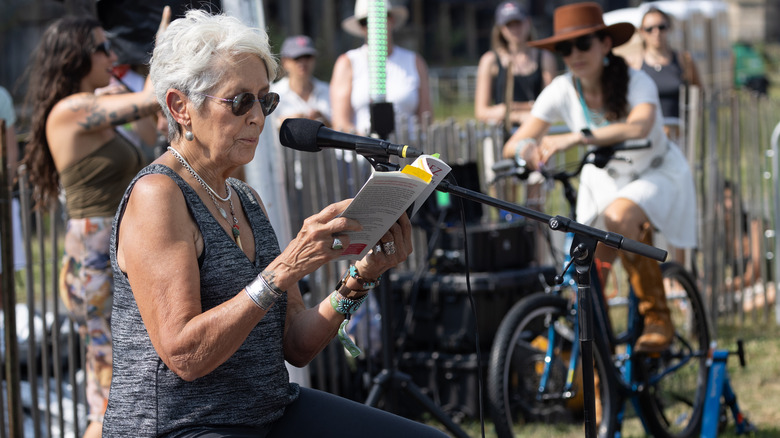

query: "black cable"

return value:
[445, 172, 486, 438]
[396, 206, 448, 353]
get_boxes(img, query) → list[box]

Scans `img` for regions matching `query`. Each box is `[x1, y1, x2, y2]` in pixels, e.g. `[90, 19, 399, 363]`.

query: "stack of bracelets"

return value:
[330, 264, 380, 357]
[244, 265, 380, 357]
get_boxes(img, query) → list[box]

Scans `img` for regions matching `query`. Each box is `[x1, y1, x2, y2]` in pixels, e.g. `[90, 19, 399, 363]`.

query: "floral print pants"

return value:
[59, 217, 113, 423]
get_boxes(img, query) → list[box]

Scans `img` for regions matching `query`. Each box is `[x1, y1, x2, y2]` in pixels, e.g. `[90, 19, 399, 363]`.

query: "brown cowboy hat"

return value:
[529, 2, 635, 52]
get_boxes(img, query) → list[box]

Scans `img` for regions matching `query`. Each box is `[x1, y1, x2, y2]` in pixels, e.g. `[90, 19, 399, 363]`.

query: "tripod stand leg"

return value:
[363, 276, 470, 438]
[365, 369, 471, 438]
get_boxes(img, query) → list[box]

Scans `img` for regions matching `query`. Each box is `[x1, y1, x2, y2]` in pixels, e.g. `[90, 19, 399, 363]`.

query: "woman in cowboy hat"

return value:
[503, 2, 697, 353]
[330, 0, 432, 137]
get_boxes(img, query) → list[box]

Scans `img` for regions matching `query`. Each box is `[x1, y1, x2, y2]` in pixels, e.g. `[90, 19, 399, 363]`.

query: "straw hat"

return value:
[529, 2, 635, 52]
[341, 0, 409, 37]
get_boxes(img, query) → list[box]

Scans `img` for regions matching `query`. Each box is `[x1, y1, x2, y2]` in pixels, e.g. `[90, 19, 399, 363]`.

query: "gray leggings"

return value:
[168, 387, 449, 438]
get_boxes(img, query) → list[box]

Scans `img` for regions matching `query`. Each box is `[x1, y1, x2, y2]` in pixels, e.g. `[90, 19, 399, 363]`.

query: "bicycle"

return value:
[486, 143, 712, 438]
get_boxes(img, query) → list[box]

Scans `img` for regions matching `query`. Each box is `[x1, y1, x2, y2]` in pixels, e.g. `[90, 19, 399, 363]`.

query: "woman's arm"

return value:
[532, 101, 656, 165]
[415, 53, 433, 121]
[501, 116, 551, 170]
[474, 51, 505, 123]
[329, 54, 355, 133]
[282, 214, 413, 366]
[118, 174, 259, 381]
[579, 102, 655, 146]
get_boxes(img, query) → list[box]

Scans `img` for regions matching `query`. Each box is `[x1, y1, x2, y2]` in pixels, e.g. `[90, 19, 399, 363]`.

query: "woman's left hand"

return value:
[537, 132, 582, 164]
[354, 213, 413, 281]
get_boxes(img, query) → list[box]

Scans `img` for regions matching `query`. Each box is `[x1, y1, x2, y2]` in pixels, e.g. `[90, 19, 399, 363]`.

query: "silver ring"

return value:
[374, 244, 383, 254]
[331, 237, 343, 250]
[382, 241, 396, 255]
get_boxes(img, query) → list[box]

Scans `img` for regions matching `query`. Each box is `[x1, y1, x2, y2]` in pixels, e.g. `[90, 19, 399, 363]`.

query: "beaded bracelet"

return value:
[244, 273, 283, 310]
[348, 265, 380, 290]
[329, 291, 369, 357]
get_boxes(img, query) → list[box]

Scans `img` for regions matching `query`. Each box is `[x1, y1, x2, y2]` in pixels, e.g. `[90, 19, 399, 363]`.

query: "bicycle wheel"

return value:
[487, 293, 619, 438]
[637, 262, 711, 438]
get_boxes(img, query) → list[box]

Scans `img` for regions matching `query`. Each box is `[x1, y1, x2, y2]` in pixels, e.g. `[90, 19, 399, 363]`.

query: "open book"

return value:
[336, 154, 452, 260]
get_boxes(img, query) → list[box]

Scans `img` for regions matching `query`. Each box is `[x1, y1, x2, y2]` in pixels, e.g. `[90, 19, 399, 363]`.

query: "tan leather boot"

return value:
[619, 225, 674, 353]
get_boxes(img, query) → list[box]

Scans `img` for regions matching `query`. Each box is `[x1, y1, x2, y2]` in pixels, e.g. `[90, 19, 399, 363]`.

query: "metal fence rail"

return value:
[2, 89, 779, 435]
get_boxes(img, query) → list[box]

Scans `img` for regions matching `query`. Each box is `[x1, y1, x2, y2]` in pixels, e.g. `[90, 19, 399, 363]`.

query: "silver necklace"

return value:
[167, 146, 231, 202]
[168, 146, 243, 248]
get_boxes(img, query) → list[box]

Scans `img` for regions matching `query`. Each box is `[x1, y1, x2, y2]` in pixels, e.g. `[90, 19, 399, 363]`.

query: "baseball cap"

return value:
[495, 1, 527, 26]
[280, 35, 317, 59]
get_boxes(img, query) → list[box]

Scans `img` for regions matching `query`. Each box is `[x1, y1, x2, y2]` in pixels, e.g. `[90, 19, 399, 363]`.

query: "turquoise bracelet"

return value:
[348, 264, 380, 290]
[329, 291, 369, 357]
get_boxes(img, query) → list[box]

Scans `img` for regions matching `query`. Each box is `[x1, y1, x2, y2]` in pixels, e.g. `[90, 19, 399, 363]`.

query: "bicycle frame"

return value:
[536, 234, 656, 434]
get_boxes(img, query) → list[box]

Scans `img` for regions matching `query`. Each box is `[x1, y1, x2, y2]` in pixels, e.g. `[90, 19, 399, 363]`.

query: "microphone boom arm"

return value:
[435, 179, 666, 262]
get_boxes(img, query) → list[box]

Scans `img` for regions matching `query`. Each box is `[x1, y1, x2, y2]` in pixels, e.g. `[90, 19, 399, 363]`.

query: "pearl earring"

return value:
[184, 130, 194, 141]
[603, 55, 610, 66]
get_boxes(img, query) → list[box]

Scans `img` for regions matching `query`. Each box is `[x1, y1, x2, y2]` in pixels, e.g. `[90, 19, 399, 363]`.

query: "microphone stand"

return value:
[434, 177, 666, 438]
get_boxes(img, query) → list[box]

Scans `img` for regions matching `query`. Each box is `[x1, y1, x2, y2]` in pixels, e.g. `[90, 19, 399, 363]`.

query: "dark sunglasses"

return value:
[554, 34, 595, 57]
[643, 24, 669, 33]
[196, 91, 280, 117]
[94, 40, 113, 56]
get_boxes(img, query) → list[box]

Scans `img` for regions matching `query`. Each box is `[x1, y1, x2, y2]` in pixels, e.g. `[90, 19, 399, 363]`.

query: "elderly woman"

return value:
[102, 10, 447, 438]
[503, 2, 697, 354]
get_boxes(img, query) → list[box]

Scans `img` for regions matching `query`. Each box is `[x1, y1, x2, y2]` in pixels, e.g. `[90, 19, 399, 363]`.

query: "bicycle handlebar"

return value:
[491, 139, 652, 183]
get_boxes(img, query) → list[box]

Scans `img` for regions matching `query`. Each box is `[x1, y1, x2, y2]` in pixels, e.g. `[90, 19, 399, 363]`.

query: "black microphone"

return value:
[279, 118, 423, 158]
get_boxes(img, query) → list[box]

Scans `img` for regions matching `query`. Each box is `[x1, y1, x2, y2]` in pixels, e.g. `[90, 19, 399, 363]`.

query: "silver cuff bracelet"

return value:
[245, 274, 283, 310]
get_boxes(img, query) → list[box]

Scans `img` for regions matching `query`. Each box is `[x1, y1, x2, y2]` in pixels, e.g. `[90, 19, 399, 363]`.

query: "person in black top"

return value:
[632, 7, 701, 132]
[475, 0, 556, 134]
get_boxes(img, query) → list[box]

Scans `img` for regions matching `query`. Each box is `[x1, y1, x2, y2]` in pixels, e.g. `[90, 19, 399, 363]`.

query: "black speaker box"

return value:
[434, 220, 537, 273]
[390, 266, 555, 353]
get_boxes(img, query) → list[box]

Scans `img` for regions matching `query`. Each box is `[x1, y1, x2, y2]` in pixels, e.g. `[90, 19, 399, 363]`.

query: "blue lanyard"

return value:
[576, 78, 608, 128]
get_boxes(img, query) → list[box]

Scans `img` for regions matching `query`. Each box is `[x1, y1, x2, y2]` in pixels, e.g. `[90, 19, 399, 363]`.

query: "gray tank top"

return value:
[104, 164, 299, 437]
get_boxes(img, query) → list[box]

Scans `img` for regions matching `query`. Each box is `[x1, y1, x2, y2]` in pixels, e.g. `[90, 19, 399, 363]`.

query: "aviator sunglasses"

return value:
[93, 40, 113, 56]
[554, 34, 596, 57]
[196, 91, 280, 117]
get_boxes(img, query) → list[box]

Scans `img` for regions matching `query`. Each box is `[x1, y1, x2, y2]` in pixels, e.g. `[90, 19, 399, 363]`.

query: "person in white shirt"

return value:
[272, 35, 331, 128]
[330, 0, 432, 137]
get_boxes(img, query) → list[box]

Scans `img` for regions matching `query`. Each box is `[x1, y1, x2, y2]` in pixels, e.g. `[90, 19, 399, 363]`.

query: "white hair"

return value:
[149, 9, 279, 139]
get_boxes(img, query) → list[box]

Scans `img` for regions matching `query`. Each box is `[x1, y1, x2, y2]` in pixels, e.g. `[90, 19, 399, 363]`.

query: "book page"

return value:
[337, 170, 430, 260]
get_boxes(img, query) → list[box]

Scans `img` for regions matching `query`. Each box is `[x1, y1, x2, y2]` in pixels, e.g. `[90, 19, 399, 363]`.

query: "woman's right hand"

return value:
[267, 199, 362, 291]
